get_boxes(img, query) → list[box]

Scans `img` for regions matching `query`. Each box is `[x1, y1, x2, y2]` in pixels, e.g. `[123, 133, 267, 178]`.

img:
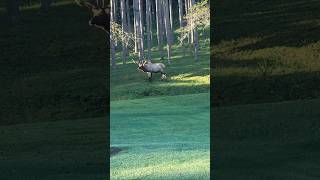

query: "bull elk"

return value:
[133, 60, 167, 81]
[75, 0, 110, 32]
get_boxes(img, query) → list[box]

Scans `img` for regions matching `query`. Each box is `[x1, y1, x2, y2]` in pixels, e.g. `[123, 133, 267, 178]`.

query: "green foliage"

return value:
[176, 0, 210, 45]
[111, 21, 135, 48]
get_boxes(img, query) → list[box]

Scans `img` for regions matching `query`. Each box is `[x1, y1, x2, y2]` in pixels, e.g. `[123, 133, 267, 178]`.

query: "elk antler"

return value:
[75, 0, 96, 10]
[132, 60, 138, 64]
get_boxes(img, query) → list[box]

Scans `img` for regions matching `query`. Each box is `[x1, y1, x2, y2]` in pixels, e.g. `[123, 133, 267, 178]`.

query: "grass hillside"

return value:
[0, 1, 107, 125]
[213, 0, 320, 106]
[0, 2, 108, 179]
[212, 0, 320, 179]
[0, 117, 107, 179]
[213, 98, 320, 179]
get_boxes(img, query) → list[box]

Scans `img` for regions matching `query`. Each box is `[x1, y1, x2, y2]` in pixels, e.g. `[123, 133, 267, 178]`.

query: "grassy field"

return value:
[213, 0, 320, 106]
[0, 117, 108, 179]
[212, 0, 320, 179]
[0, 1, 107, 125]
[111, 93, 210, 179]
[213, 98, 320, 179]
[1, 1, 211, 179]
[0, 2, 108, 179]
[110, 30, 210, 179]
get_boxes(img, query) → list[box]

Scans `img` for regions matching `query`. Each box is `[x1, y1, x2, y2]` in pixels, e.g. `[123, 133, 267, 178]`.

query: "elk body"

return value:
[133, 60, 167, 81]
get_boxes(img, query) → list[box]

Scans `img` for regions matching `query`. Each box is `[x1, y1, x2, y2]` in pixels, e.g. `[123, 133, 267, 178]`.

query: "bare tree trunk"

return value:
[185, 0, 190, 44]
[178, 0, 187, 57]
[133, 0, 143, 61]
[138, 0, 144, 61]
[149, 0, 153, 44]
[6, 0, 20, 24]
[110, 0, 116, 68]
[191, 0, 199, 61]
[120, 0, 128, 64]
[163, 0, 173, 64]
[169, 0, 173, 29]
[155, 0, 164, 58]
[112, 0, 118, 46]
[178, 0, 184, 28]
[146, 0, 152, 62]
[126, 0, 132, 33]
[133, 0, 138, 53]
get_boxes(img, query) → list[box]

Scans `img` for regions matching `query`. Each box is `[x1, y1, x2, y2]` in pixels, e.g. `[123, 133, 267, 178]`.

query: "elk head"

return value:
[132, 60, 148, 72]
[75, 0, 110, 32]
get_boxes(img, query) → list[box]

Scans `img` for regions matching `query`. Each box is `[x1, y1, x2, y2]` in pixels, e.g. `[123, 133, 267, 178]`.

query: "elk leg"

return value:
[148, 72, 152, 81]
[161, 73, 166, 80]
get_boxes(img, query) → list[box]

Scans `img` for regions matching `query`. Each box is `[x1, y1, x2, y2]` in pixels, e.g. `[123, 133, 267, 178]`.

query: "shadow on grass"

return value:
[213, 0, 320, 48]
[213, 71, 320, 107]
[0, 3, 108, 125]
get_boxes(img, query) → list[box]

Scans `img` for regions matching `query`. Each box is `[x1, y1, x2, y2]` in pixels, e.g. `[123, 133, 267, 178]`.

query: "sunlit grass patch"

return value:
[111, 151, 210, 179]
[170, 73, 210, 85]
[111, 93, 210, 179]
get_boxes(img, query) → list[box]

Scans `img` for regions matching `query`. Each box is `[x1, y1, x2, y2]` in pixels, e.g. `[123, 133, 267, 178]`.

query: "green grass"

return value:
[109, 14, 210, 179]
[212, 0, 320, 179]
[1, 1, 210, 179]
[110, 40, 210, 101]
[0, 2, 107, 125]
[213, 98, 320, 179]
[213, 0, 320, 106]
[0, 117, 108, 179]
[111, 93, 210, 179]
[0, 2, 108, 179]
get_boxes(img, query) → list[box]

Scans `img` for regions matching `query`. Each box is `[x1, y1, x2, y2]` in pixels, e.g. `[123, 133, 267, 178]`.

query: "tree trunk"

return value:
[126, 0, 132, 33]
[110, 0, 116, 68]
[138, 0, 144, 61]
[120, 0, 128, 64]
[6, 0, 20, 24]
[191, 0, 199, 61]
[185, 0, 190, 44]
[155, 0, 163, 58]
[169, 0, 173, 29]
[133, 0, 143, 61]
[178, 0, 184, 28]
[133, 0, 138, 53]
[146, 0, 152, 62]
[163, 0, 173, 64]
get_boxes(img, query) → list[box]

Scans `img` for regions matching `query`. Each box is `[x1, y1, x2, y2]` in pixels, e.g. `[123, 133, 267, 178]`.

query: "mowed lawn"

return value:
[109, 16, 210, 179]
[110, 93, 210, 179]
[213, 98, 320, 179]
[212, 0, 320, 179]
[0, 117, 108, 180]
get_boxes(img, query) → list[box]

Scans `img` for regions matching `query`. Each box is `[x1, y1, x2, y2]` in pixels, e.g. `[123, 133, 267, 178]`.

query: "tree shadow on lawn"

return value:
[213, 0, 320, 49]
[213, 71, 320, 107]
[110, 147, 128, 157]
